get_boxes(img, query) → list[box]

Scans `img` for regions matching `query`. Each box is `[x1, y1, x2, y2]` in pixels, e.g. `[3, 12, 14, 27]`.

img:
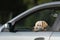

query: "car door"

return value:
[0, 32, 52, 40]
[50, 32, 60, 40]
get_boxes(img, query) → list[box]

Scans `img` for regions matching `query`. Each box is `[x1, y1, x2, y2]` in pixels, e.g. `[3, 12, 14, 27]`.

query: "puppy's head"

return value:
[33, 21, 48, 32]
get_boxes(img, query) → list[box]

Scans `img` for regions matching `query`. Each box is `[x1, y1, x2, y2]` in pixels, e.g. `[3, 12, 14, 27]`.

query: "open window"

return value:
[14, 8, 60, 32]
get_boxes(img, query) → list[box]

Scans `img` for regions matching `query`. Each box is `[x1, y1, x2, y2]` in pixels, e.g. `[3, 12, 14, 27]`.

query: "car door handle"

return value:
[34, 37, 44, 40]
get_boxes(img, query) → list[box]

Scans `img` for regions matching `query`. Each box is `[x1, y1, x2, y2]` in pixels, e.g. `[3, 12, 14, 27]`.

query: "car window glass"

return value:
[14, 8, 60, 32]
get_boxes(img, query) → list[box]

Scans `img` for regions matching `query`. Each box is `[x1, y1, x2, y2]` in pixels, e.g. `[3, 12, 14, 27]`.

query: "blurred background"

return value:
[0, 0, 60, 31]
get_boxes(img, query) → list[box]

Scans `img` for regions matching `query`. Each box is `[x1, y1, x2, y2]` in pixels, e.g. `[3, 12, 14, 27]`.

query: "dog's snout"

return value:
[33, 26, 43, 31]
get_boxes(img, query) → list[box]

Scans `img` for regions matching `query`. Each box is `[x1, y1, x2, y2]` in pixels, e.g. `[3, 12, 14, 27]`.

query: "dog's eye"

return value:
[37, 25, 39, 26]
[36, 28, 38, 29]
[37, 25, 41, 26]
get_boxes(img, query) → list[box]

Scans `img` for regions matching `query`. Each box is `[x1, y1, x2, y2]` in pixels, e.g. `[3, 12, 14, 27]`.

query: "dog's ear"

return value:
[42, 21, 48, 28]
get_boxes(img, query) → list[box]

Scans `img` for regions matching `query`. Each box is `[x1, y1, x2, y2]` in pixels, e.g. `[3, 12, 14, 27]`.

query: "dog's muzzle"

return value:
[33, 26, 43, 32]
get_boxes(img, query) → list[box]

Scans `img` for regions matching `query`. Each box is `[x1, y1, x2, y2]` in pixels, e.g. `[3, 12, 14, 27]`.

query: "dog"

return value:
[33, 21, 48, 32]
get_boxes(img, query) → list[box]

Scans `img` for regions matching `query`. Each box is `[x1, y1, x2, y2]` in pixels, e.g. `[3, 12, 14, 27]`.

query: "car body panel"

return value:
[0, 32, 52, 40]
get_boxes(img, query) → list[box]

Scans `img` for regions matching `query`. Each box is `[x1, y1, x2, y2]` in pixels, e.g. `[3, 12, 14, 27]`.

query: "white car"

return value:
[0, 1, 60, 40]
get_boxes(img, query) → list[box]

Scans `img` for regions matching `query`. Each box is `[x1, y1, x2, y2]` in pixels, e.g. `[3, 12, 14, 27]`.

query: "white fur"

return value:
[33, 21, 48, 32]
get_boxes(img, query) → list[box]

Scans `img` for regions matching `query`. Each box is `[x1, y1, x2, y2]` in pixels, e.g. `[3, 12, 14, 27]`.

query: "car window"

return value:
[14, 8, 60, 32]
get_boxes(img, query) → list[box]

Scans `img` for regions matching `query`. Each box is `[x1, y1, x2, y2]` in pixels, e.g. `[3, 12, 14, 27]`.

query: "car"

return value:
[0, 1, 60, 40]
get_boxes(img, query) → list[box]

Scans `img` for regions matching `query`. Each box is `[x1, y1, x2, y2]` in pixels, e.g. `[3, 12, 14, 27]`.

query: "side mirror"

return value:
[0, 23, 15, 32]
[8, 23, 15, 32]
